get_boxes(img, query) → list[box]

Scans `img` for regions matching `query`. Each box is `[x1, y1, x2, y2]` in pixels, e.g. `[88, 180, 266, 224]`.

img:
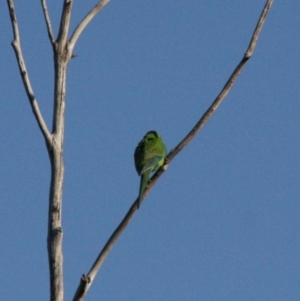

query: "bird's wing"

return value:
[140, 155, 162, 174]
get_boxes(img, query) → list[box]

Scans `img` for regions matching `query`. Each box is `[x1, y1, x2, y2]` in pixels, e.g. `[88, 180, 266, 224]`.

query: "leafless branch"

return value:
[167, 0, 274, 162]
[7, 0, 52, 147]
[41, 0, 55, 45]
[73, 203, 136, 301]
[73, 0, 274, 300]
[69, 0, 111, 52]
[246, 0, 273, 56]
[57, 0, 74, 45]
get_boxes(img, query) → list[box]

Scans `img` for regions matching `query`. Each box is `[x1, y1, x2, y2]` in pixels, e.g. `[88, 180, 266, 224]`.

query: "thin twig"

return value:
[69, 0, 111, 52]
[40, 0, 55, 45]
[72, 0, 274, 300]
[7, 0, 52, 147]
[246, 0, 273, 57]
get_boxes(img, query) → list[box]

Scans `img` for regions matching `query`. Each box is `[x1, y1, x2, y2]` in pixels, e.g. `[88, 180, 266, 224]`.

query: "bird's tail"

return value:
[137, 169, 151, 209]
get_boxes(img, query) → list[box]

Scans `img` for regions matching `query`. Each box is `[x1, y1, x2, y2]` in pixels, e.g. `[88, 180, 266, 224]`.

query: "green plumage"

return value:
[134, 131, 167, 209]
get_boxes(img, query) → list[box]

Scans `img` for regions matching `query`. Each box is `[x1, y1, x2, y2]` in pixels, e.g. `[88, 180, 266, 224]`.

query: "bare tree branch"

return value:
[7, 0, 52, 147]
[41, 0, 55, 45]
[166, 0, 274, 162]
[57, 0, 74, 45]
[73, 203, 137, 301]
[72, 0, 274, 300]
[47, 4, 73, 299]
[7, 3, 65, 299]
[246, 0, 273, 56]
[69, 0, 111, 52]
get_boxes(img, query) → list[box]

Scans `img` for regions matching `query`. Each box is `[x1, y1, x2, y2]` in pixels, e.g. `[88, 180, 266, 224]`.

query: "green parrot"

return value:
[134, 131, 167, 209]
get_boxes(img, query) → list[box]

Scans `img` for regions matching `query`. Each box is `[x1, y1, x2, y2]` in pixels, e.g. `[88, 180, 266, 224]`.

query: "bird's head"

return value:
[144, 131, 161, 140]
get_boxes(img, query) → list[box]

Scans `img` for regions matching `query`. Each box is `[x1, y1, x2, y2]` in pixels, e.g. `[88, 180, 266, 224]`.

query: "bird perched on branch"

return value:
[134, 131, 167, 209]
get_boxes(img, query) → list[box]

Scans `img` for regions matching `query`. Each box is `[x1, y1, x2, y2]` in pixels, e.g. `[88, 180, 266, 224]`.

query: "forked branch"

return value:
[7, 0, 52, 147]
[72, 0, 274, 300]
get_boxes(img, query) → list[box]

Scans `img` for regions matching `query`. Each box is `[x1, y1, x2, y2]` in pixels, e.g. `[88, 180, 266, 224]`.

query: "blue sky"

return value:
[1, 1, 299, 300]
